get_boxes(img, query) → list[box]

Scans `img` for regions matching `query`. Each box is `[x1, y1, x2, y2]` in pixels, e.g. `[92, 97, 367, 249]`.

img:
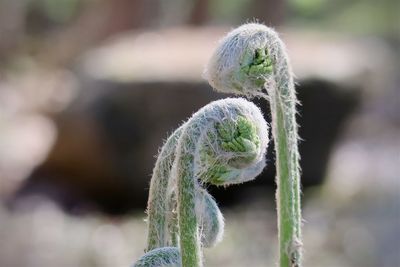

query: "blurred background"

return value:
[0, 0, 399, 266]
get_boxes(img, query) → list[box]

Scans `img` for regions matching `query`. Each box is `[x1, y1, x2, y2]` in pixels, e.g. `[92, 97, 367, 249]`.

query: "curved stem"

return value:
[174, 119, 215, 267]
[265, 31, 302, 267]
[146, 127, 183, 251]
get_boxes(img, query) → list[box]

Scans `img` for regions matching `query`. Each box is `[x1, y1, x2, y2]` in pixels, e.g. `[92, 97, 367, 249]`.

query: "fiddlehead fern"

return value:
[133, 98, 269, 267]
[204, 23, 302, 267]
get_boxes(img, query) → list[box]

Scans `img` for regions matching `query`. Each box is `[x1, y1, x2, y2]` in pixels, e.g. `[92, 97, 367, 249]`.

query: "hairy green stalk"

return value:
[133, 98, 269, 267]
[204, 23, 302, 267]
[146, 127, 183, 251]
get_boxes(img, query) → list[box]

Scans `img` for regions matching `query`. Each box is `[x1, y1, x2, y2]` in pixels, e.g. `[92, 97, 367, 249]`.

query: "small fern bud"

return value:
[133, 247, 180, 267]
[204, 23, 284, 99]
[194, 103, 269, 187]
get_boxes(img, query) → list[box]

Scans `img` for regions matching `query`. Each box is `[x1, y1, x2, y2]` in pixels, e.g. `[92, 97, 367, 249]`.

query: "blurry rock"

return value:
[11, 77, 359, 214]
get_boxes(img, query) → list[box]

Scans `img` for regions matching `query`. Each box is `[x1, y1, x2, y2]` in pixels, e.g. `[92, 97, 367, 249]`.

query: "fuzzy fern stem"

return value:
[204, 23, 302, 267]
[146, 127, 183, 251]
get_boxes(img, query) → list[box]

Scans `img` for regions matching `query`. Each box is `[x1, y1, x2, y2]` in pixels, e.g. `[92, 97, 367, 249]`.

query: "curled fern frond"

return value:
[135, 98, 269, 267]
[204, 23, 302, 267]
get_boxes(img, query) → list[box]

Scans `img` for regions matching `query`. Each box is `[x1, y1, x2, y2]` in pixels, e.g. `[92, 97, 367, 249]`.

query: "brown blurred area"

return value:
[0, 0, 399, 266]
